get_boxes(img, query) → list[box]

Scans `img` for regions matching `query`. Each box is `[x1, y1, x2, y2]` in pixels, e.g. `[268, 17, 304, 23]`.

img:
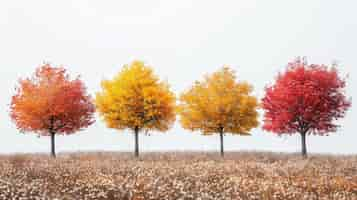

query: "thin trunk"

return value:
[134, 127, 139, 157]
[300, 131, 307, 158]
[50, 132, 56, 158]
[219, 129, 224, 157]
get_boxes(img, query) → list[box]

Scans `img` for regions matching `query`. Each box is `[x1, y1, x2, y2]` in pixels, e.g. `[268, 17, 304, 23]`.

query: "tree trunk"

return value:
[134, 127, 139, 158]
[300, 131, 307, 158]
[50, 132, 56, 158]
[219, 130, 224, 157]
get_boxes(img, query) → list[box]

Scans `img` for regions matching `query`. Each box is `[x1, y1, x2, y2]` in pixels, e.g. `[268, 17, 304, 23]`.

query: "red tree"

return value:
[262, 58, 351, 157]
[10, 64, 95, 157]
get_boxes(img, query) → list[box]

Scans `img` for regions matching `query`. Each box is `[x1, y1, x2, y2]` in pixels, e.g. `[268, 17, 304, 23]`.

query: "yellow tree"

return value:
[178, 66, 259, 156]
[95, 61, 176, 157]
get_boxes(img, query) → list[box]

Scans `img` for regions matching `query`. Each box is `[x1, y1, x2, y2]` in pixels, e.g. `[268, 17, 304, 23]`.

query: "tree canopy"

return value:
[178, 66, 259, 156]
[10, 64, 95, 156]
[179, 66, 259, 135]
[262, 58, 351, 156]
[95, 60, 176, 156]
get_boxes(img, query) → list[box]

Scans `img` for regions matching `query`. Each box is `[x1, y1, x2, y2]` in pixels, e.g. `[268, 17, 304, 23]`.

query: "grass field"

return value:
[0, 152, 356, 200]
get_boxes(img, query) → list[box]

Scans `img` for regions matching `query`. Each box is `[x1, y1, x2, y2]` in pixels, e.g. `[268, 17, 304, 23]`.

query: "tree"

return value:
[262, 58, 351, 157]
[10, 64, 95, 157]
[95, 60, 176, 157]
[178, 66, 259, 157]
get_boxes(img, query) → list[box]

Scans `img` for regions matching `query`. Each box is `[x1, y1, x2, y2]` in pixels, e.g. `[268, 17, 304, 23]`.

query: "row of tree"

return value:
[10, 58, 351, 158]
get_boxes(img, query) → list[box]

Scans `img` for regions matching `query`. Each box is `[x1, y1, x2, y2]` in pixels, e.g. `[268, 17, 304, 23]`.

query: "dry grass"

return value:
[0, 152, 356, 200]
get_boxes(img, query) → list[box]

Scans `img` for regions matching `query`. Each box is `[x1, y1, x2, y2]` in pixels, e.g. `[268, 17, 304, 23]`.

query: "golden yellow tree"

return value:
[95, 61, 176, 157]
[178, 66, 259, 156]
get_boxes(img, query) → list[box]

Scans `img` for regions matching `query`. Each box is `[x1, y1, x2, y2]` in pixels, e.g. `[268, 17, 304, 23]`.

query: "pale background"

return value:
[0, 0, 355, 154]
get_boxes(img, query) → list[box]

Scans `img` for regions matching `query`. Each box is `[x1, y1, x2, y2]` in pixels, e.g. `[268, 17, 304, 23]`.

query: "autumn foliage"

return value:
[178, 66, 259, 156]
[95, 61, 176, 157]
[7, 59, 352, 159]
[10, 64, 95, 157]
[262, 58, 351, 156]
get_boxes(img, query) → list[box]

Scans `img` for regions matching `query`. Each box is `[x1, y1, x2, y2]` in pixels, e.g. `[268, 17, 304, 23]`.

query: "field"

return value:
[0, 152, 356, 200]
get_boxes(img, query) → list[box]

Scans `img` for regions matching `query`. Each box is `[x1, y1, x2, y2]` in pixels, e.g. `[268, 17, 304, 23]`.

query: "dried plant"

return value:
[0, 152, 355, 200]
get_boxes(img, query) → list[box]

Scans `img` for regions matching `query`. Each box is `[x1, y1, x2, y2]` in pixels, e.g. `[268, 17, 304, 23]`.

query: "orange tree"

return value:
[178, 66, 259, 156]
[10, 64, 95, 157]
[95, 61, 176, 157]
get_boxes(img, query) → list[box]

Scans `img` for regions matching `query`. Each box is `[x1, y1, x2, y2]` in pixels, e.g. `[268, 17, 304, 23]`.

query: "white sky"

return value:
[0, 0, 356, 154]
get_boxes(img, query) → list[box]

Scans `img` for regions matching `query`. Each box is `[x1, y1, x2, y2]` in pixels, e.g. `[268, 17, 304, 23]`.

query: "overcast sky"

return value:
[0, 0, 356, 154]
